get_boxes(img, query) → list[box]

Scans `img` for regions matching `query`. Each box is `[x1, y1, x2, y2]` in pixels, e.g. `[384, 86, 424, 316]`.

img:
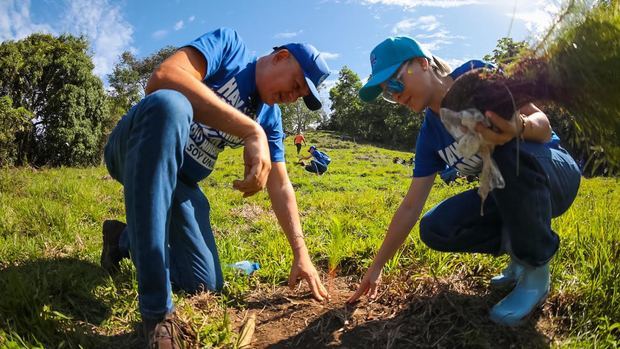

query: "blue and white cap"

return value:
[359, 36, 433, 102]
[277, 43, 330, 111]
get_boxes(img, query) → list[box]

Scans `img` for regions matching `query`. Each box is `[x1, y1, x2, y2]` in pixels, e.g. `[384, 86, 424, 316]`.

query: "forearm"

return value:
[519, 103, 552, 143]
[146, 64, 262, 140]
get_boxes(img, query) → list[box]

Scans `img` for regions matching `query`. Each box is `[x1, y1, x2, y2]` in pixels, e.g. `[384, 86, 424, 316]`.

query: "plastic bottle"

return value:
[228, 260, 260, 275]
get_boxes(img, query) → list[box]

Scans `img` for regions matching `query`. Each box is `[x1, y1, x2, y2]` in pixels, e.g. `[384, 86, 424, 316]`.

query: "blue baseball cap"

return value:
[277, 43, 330, 111]
[308, 145, 316, 152]
[359, 36, 433, 102]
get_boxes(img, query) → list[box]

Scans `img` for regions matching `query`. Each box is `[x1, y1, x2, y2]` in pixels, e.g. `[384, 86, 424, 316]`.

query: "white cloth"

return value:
[439, 108, 506, 214]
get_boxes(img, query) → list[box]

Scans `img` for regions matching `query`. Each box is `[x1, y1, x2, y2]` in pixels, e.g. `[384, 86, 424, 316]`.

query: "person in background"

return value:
[101, 27, 331, 347]
[299, 145, 331, 175]
[294, 132, 306, 155]
[348, 35, 581, 327]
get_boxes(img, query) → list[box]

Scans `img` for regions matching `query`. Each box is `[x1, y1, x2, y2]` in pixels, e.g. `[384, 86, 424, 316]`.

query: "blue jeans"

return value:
[419, 140, 581, 267]
[104, 90, 223, 321]
[305, 160, 327, 174]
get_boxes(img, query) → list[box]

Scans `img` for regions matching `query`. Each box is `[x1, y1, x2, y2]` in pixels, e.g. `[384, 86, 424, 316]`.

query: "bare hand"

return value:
[347, 266, 382, 303]
[288, 253, 329, 301]
[475, 111, 522, 146]
[232, 129, 271, 197]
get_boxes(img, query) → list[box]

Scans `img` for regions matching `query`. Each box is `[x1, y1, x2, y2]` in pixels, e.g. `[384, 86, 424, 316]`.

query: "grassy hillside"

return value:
[0, 131, 618, 348]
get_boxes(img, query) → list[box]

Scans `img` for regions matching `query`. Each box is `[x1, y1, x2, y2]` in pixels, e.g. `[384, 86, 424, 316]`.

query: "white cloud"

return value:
[392, 19, 416, 33]
[60, 0, 134, 78]
[174, 20, 184, 31]
[274, 30, 303, 39]
[0, 0, 53, 41]
[321, 79, 338, 90]
[443, 57, 467, 69]
[512, 0, 560, 37]
[152, 30, 168, 39]
[391, 15, 464, 52]
[188, 15, 195, 22]
[362, 0, 484, 9]
[417, 29, 465, 51]
[417, 16, 441, 31]
[321, 51, 340, 60]
[0, 0, 134, 80]
[392, 15, 440, 33]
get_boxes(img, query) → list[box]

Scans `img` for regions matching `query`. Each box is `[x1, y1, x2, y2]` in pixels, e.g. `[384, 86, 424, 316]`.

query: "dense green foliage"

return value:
[0, 96, 31, 167]
[482, 23, 620, 177]
[0, 34, 110, 167]
[542, 0, 620, 171]
[480, 37, 618, 176]
[325, 67, 422, 150]
[107, 46, 177, 114]
[483, 37, 530, 65]
[0, 132, 618, 348]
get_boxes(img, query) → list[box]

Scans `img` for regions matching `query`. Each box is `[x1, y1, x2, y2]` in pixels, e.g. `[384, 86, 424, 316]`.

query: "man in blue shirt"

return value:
[101, 27, 330, 347]
[299, 145, 331, 175]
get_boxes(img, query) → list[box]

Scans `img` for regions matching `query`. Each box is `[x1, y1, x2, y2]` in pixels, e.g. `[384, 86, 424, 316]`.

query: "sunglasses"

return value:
[381, 60, 414, 103]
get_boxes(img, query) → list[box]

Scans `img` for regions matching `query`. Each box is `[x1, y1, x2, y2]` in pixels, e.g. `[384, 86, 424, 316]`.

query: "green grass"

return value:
[0, 131, 618, 348]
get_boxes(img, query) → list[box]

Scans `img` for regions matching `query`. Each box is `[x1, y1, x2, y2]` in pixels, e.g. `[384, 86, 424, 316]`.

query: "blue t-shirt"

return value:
[413, 60, 561, 178]
[179, 27, 285, 183]
[311, 149, 331, 166]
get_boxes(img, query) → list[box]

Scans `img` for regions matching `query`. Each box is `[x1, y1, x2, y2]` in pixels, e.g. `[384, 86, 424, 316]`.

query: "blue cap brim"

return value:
[358, 62, 402, 102]
[303, 75, 322, 111]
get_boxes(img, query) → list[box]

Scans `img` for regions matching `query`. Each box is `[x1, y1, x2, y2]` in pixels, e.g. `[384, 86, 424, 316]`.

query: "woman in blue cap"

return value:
[347, 36, 581, 326]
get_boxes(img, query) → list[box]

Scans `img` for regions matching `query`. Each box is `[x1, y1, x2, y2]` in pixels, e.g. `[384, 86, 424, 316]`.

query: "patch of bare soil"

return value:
[226, 271, 568, 349]
[230, 203, 271, 221]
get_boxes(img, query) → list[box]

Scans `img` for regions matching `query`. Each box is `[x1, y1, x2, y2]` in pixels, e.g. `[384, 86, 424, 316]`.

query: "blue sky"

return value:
[1, 0, 561, 103]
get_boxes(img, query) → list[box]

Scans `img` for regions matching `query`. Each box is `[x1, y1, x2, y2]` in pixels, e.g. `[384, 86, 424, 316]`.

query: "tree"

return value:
[484, 36, 618, 176]
[326, 66, 422, 149]
[483, 37, 530, 65]
[280, 98, 323, 134]
[108, 46, 177, 113]
[0, 33, 110, 166]
[327, 66, 364, 134]
[0, 96, 31, 166]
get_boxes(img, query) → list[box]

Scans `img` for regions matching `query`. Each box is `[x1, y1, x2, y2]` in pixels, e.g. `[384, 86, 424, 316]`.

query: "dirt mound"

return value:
[226, 272, 562, 348]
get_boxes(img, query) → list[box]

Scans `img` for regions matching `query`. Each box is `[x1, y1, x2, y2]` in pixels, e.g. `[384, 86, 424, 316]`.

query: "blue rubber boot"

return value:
[489, 262, 550, 326]
[490, 259, 524, 288]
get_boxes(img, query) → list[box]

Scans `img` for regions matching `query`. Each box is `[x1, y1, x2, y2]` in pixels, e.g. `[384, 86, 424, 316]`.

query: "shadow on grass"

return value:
[267, 288, 550, 349]
[0, 257, 142, 348]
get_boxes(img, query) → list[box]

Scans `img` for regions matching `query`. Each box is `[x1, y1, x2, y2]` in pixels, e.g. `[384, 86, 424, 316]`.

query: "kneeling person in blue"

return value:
[101, 27, 331, 347]
[300, 145, 331, 175]
[348, 35, 581, 327]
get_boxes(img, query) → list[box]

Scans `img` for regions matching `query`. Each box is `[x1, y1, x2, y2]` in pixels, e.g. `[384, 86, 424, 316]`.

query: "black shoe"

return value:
[144, 313, 185, 349]
[101, 219, 126, 274]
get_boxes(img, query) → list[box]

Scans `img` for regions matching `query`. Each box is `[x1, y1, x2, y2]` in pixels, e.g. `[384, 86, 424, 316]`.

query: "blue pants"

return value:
[104, 90, 223, 321]
[419, 140, 581, 267]
[305, 160, 327, 174]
